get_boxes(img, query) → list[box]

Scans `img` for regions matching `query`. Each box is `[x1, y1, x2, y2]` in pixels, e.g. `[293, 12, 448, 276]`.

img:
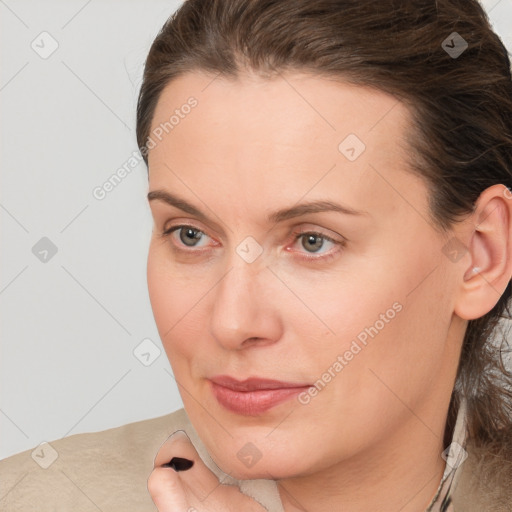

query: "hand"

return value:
[147, 430, 269, 512]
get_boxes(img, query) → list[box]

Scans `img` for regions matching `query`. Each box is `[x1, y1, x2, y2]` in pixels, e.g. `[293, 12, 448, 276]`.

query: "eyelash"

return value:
[158, 224, 345, 262]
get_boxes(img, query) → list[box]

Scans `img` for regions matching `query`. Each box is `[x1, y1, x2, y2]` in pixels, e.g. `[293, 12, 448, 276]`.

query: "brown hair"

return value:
[136, 0, 512, 452]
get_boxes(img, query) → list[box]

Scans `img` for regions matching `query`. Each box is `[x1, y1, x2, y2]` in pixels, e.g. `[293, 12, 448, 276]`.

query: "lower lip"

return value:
[210, 382, 310, 415]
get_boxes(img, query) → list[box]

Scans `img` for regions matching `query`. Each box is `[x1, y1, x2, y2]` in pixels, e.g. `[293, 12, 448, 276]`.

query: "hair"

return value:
[136, 0, 512, 454]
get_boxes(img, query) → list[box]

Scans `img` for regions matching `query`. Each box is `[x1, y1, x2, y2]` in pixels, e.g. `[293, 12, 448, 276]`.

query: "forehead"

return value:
[147, 70, 428, 227]
[150, 69, 411, 151]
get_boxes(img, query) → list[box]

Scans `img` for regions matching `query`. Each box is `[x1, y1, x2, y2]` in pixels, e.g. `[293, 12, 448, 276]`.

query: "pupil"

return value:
[181, 228, 201, 246]
[304, 234, 323, 252]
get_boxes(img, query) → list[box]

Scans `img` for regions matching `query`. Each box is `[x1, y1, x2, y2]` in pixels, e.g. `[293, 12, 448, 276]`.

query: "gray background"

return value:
[1, 0, 511, 460]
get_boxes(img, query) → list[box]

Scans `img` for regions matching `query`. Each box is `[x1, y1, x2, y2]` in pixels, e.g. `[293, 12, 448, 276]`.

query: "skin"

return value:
[145, 70, 512, 511]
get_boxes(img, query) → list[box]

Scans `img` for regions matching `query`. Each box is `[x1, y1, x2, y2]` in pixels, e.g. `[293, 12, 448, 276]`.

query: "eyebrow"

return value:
[147, 189, 369, 225]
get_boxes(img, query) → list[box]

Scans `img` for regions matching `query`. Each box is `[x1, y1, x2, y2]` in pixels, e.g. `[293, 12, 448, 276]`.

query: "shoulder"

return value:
[0, 408, 191, 512]
[452, 434, 512, 511]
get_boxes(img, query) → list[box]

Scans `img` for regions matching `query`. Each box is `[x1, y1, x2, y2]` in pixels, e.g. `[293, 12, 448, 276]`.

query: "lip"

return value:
[209, 375, 312, 415]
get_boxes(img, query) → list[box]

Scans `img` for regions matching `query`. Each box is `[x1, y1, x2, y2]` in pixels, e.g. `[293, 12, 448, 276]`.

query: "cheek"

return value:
[287, 240, 453, 411]
[146, 245, 206, 357]
[147, 247, 176, 337]
[278, 262, 404, 362]
[335, 275, 453, 455]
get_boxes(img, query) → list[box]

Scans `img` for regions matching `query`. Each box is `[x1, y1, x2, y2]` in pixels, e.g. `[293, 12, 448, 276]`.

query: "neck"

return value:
[277, 402, 450, 512]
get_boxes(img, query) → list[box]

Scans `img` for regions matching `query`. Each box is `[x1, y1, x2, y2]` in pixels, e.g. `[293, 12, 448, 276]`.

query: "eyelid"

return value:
[160, 223, 216, 250]
[290, 224, 347, 243]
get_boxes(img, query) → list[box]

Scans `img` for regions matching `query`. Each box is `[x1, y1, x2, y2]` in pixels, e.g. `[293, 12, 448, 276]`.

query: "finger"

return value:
[147, 464, 189, 512]
[152, 431, 268, 512]
[154, 430, 223, 502]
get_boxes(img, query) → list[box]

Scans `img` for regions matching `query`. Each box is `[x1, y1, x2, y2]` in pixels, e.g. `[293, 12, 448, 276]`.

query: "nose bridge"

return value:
[218, 258, 257, 313]
[209, 246, 281, 349]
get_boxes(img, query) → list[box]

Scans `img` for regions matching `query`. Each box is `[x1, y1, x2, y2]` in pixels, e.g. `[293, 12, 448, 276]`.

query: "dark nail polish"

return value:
[162, 457, 194, 471]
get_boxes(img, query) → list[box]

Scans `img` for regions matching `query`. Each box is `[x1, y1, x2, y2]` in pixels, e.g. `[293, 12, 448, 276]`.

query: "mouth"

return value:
[209, 375, 312, 415]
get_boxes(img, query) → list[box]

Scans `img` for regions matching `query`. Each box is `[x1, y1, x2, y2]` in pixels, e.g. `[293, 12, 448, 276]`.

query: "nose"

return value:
[208, 254, 283, 350]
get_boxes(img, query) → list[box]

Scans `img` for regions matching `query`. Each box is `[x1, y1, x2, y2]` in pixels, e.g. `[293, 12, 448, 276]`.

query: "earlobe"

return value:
[454, 184, 512, 320]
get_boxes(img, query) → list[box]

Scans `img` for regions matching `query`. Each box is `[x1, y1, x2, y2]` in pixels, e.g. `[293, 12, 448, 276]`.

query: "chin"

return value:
[216, 459, 299, 481]
[205, 441, 309, 482]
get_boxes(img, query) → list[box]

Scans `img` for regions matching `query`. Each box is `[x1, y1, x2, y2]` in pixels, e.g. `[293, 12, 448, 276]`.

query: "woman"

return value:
[1, 1, 511, 511]
[140, 0, 512, 510]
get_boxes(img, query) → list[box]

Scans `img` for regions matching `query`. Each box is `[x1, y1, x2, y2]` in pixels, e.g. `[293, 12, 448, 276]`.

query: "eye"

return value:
[160, 224, 214, 250]
[288, 229, 345, 261]
[159, 224, 345, 262]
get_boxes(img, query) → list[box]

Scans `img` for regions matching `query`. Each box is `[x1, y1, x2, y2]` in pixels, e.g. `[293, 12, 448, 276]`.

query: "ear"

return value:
[454, 184, 512, 321]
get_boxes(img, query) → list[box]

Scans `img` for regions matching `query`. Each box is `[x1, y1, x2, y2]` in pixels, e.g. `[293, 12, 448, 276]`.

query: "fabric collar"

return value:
[425, 397, 469, 512]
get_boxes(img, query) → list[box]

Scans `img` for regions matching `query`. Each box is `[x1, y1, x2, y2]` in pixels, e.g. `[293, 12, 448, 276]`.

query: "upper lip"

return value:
[209, 375, 311, 391]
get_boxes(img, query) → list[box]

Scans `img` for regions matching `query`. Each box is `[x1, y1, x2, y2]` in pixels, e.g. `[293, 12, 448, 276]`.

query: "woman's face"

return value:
[146, 71, 464, 479]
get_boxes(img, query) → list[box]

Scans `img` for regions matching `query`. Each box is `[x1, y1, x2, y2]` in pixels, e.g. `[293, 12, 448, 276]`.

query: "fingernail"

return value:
[162, 457, 194, 471]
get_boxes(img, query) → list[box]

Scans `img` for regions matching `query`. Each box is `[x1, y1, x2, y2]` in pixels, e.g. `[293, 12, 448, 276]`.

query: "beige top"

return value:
[0, 398, 486, 511]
